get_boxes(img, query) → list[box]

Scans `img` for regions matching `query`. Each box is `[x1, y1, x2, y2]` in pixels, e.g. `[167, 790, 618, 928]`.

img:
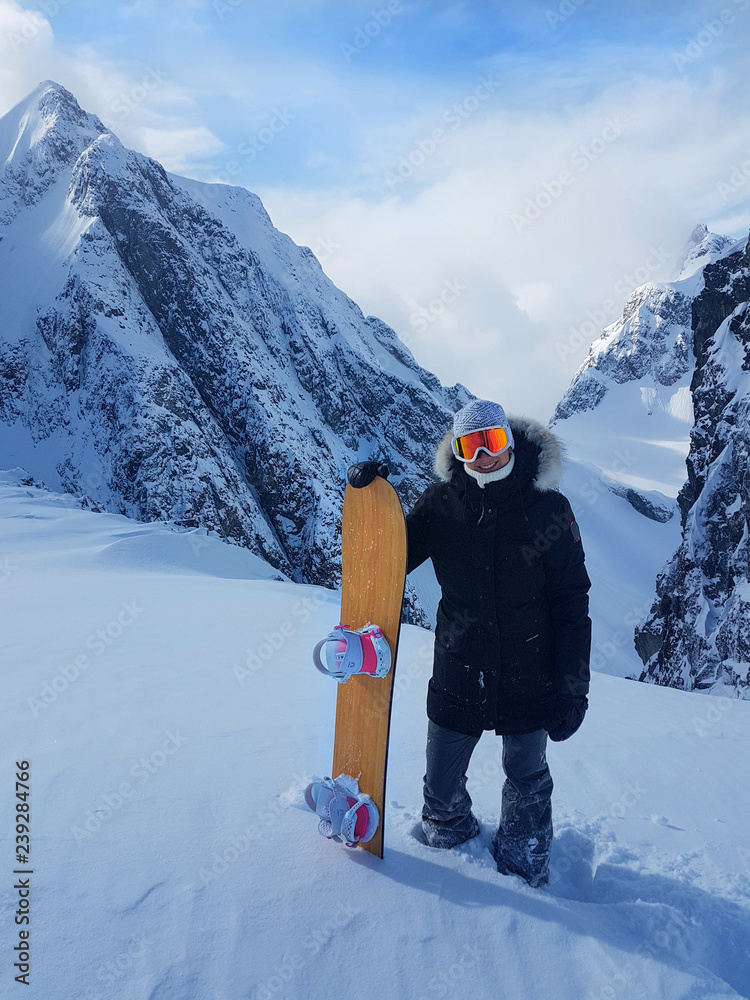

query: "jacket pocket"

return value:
[435, 597, 481, 657]
[432, 643, 488, 707]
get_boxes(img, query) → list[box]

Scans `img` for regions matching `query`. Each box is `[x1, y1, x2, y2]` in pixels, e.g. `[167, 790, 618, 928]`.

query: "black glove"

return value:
[547, 695, 588, 742]
[347, 462, 390, 489]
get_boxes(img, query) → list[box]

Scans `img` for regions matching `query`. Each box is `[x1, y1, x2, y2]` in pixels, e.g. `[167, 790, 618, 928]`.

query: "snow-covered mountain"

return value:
[552, 224, 750, 698]
[635, 235, 750, 696]
[0, 81, 469, 589]
[552, 224, 735, 501]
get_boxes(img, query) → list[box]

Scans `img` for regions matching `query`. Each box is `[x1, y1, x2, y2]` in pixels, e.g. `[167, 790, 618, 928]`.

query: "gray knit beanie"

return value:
[452, 400, 514, 452]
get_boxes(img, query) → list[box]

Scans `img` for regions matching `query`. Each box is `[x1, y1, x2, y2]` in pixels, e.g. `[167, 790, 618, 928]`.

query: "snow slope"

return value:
[2, 476, 749, 999]
[559, 455, 682, 679]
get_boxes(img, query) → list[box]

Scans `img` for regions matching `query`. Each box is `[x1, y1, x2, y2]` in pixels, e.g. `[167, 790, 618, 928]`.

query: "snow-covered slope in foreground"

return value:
[2, 478, 749, 999]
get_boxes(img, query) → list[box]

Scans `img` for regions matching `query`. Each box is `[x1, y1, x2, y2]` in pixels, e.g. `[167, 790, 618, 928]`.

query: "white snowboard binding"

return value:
[304, 774, 379, 847]
[312, 623, 391, 683]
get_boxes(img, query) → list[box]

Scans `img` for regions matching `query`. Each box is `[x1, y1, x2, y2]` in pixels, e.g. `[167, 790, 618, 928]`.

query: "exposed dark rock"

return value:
[552, 284, 694, 426]
[635, 236, 750, 696]
[0, 82, 470, 604]
[606, 484, 675, 523]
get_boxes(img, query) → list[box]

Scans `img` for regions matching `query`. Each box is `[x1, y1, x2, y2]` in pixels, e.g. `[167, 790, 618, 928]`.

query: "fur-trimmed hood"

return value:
[433, 414, 564, 492]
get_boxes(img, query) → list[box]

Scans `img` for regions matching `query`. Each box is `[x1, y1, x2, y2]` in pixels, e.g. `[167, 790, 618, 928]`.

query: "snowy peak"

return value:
[674, 223, 738, 281]
[553, 222, 741, 429]
[0, 81, 469, 600]
[551, 279, 694, 428]
[1, 80, 107, 164]
[0, 80, 108, 222]
[591, 282, 692, 385]
[550, 224, 750, 700]
[0, 81, 108, 225]
[551, 221, 750, 431]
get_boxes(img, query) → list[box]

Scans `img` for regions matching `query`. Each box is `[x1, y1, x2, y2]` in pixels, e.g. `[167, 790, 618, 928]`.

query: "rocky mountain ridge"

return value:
[552, 220, 749, 698]
[0, 81, 469, 595]
[635, 236, 750, 696]
[552, 225, 736, 427]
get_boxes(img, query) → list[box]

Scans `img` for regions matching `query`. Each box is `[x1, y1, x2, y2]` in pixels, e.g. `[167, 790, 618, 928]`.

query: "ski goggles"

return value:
[451, 425, 510, 463]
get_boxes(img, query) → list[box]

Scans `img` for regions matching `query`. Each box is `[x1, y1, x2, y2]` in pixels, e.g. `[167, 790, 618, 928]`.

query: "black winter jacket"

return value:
[406, 416, 591, 737]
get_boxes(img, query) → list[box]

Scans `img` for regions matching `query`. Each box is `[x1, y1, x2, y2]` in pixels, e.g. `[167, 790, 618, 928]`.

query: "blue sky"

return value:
[32, 0, 750, 189]
[2, 0, 750, 416]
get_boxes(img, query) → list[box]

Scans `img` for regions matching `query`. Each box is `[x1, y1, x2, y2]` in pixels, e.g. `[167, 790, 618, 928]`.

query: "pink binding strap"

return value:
[359, 635, 378, 675]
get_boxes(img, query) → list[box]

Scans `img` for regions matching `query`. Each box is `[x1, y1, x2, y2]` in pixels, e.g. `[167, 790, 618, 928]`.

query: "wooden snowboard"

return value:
[331, 475, 407, 858]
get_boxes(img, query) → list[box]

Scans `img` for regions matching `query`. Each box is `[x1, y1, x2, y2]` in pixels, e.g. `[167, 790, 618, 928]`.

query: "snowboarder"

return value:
[404, 399, 591, 887]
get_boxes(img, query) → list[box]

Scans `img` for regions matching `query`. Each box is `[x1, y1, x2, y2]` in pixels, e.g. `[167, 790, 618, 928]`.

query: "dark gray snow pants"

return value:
[422, 720, 553, 886]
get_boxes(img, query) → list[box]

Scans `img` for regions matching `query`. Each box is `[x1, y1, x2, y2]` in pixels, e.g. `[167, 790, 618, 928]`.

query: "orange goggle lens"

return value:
[452, 426, 509, 462]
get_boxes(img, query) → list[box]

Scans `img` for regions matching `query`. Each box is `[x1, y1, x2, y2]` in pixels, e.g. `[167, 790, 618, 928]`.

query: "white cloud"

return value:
[258, 68, 750, 419]
[0, 1, 224, 179]
[0, 0, 57, 107]
[134, 124, 225, 172]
